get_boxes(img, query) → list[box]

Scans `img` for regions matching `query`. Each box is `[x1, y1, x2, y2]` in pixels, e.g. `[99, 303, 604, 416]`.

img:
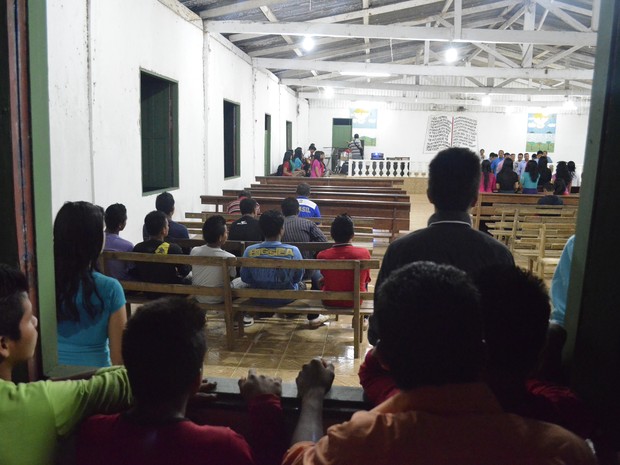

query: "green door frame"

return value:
[264, 114, 271, 175]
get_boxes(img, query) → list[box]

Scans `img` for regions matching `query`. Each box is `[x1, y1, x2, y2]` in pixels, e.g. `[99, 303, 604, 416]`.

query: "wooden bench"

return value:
[222, 188, 410, 203]
[255, 175, 404, 188]
[472, 192, 580, 230]
[185, 212, 377, 229]
[200, 195, 410, 240]
[510, 223, 576, 276]
[248, 183, 406, 194]
[100, 251, 379, 358]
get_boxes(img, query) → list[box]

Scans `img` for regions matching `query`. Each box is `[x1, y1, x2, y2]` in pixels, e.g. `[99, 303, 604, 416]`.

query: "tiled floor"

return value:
[203, 193, 434, 386]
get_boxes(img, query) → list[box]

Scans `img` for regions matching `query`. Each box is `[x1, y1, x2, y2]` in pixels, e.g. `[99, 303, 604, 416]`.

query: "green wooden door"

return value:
[264, 114, 272, 175]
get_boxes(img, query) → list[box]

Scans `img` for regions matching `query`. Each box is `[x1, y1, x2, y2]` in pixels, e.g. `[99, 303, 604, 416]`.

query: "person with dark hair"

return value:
[283, 262, 595, 465]
[0, 264, 133, 465]
[368, 147, 514, 345]
[348, 133, 363, 159]
[496, 157, 519, 193]
[280, 198, 329, 326]
[517, 152, 530, 177]
[552, 161, 572, 194]
[296, 183, 321, 218]
[76, 297, 286, 465]
[521, 160, 540, 194]
[281, 150, 295, 176]
[292, 147, 305, 174]
[54, 201, 127, 367]
[133, 211, 190, 286]
[317, 214, 371, 308]
[240, 210, 314, 320]
[538, 182, 564, 205]
[310, 151, 325, 178]
[491, 149, 504, 174]
[229, 198, 264, 242]
[537, 156, 553, 188]
[227, 190, 261, 216]
[103, 203, 134, 280]
[567, 161, 580, 192]
[479, 159, 496, 193]
[142, 191, 189, 241]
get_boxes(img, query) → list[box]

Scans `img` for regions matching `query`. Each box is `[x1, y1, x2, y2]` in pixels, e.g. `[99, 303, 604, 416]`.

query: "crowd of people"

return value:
[479, 149, 581, 204]
[0, 147, 597, 464]
[278, 144, 329, 178]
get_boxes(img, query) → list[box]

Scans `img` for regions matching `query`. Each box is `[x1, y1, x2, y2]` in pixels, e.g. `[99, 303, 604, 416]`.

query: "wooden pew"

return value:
[200, 195, 410, 239]
[222, 188, 410, 203]
[100, 251, 379, 358]
[255, 175, 404, 188]
[248, 183, 406, 194]
[472, 192, 580, 229]
[185, 212, 377, 229]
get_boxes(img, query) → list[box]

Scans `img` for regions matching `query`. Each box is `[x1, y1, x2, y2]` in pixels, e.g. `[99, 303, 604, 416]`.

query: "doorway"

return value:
[264, 114, 271, 175]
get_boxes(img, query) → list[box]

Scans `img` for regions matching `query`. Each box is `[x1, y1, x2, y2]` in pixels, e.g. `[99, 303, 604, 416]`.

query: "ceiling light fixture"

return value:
[445, 47, 458, 63]
[301, 36, 315, 52]
[340, 71, 392, 78]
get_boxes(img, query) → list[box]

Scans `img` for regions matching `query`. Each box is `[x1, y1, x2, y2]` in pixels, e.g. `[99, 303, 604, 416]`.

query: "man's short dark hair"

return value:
[296, 183, 311, 197]
[259, 210, 284, 238]
[238, 190, 251, 199]
[489, 152, 498, 159]
[240, 198, 257, 215]
[104, 203, 127, 231]
[155, 192, 175, 215]
[474, 265, 549, 377]
[428, 147, 480, 211]
[331, 214, 354, 243]
[374, 261, 483, 390]
[144, 211, 167, 237]
[281, 197, 300, 217]
[122, 297, 207, 404]
[543, 182, 555, 192]
[0, 264, 29, 344]
[537, 150, 544, 155]
[202, 215, 227, 244]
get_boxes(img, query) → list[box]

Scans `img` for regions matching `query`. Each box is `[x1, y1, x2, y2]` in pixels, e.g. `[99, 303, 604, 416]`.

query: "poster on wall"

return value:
[424, 115, 478, 153]
[526, 113, 556, 153]
[350, 107, 377, 147]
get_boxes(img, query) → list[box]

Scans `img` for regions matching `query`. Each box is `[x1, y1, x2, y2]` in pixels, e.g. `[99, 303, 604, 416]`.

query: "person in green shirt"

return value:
[0, 264, 133, 465]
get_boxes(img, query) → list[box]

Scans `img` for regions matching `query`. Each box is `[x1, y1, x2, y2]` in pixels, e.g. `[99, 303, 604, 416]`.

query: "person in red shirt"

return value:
[76, 297, 285, 465]
[317, 214, 371, 308]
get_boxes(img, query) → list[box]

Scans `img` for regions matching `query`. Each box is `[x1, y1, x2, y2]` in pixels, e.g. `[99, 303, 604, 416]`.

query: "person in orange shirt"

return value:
[282, 262, 596, 465]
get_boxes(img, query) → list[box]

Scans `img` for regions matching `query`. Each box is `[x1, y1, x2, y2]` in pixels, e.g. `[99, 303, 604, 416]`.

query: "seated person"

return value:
[538, 182, 564, 205]
[229, 198, 264, 242]
[133, 211, 190, 285]
[227, 190, 261, 216]
[359, 264, 594, 439]
[284, 262, 595, 465]
[0, 264, 132, 465]
[103, 203, 134, 281]
[296, 183, 321, 219]
[317, 214, 371, 307]
[142, 191, 189, 241]
[77, 297, 286, 465]
[240, 210, 328, 328]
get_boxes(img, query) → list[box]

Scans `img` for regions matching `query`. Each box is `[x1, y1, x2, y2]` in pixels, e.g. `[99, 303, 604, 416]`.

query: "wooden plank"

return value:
[256, 175, 404, 187]
[222, 188, 411, 202]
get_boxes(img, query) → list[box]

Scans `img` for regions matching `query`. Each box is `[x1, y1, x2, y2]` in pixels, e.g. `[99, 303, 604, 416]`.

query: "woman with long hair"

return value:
[311, 151, 325, 177]
[537, 156, 552, 188]
[520, 160, 540, 194]
[292, 147, 304, 174]
[479, 159, 496, 193]
[567, 160, 580, 191]
[55, 201, 127, 367]
[281, 150, 294, 176]
[552, 161, 572, 194]
[496, 158, 519, 193]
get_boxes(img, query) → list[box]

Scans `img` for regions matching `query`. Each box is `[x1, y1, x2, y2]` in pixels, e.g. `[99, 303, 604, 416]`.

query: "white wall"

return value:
[46, 0, 308, 244]
[307, 105, 590, 166]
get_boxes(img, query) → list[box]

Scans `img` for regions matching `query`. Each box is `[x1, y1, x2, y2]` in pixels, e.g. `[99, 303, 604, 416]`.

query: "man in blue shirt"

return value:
[296, 183, 321, 219]
[142, 191, 189, 241]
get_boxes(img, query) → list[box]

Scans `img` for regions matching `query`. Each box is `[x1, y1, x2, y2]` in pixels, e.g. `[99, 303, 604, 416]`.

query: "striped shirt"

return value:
[282, 216, 327, 259]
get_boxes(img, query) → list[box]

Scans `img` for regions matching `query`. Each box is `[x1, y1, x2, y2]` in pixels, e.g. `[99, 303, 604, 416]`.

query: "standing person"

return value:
[538, 156, 552, 188]
[496, 158, 519, 193]
[296, 183, 321, 219]
[479, 148, 485, 159]
[282, 262, 595, 465]
[54, 201, 127, 367]
[227, 190, 260, 216]
[479, 159, 496, 193]
[552, 161, 572, 194]
[76, 297, 286, 465]
[229, 198, 264, 242]
[103, 203, 134, 281]
[317, 214, 371, 308]
[567, 161, 581, 192]
[292, 147, 304, 174]
[310, 151, 325, 178]
[492, 149, 505, 174]
[133, 211, 191, 285]
[142, 191, 189, 241]
[521, 160, 540, 194]
[0, 264, 133, 465]
[517, 152, 530, 177]
[514, 153, 524, 173]
[348, 134, 363, 159]
[305, 143, 317, 159]
[368, 147, 514, 345]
